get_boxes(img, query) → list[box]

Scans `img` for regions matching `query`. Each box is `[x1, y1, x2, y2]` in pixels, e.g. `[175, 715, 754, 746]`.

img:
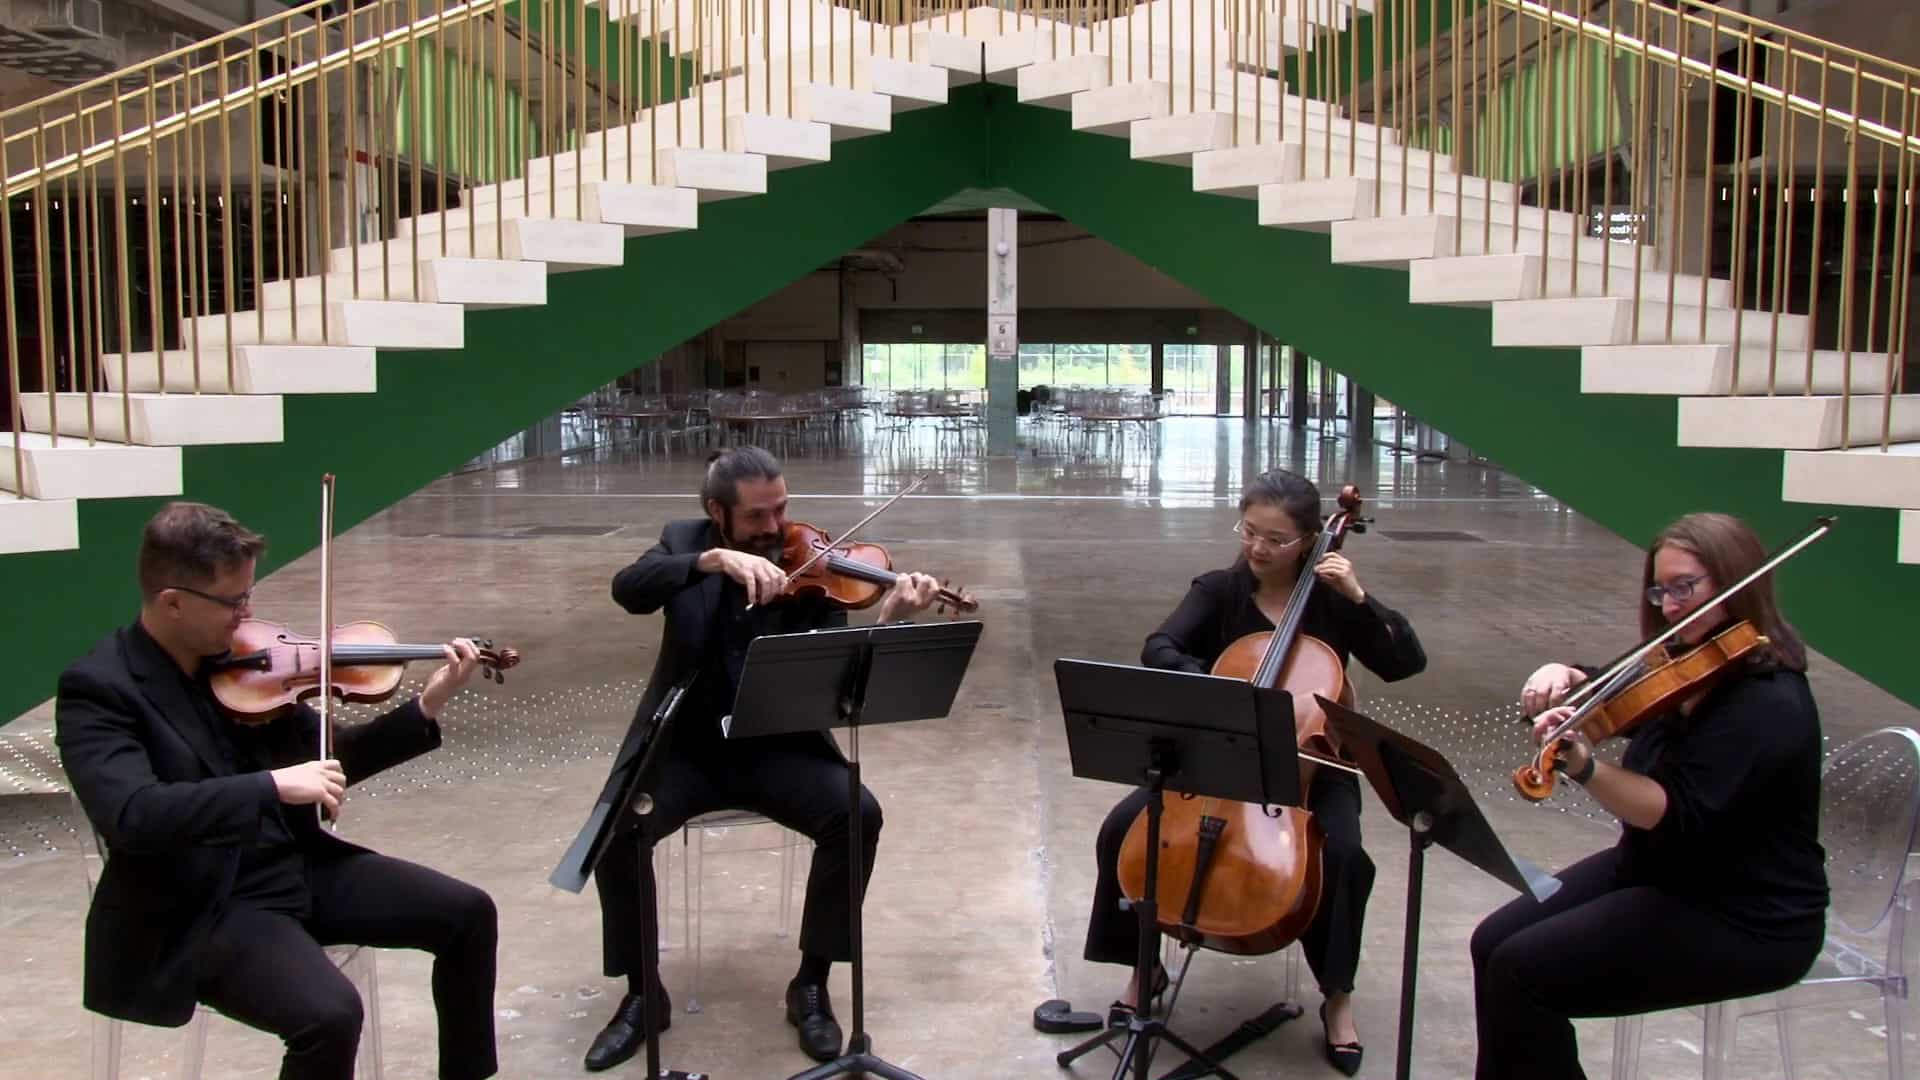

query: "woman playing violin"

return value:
[1083, 470, 1427, 1076]
[1471, 512, 1829, 1080]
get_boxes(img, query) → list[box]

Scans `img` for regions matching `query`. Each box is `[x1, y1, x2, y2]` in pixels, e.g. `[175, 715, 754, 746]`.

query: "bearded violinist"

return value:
[570, 445, 942, 1072]
[1470, 512, 1829, 1079]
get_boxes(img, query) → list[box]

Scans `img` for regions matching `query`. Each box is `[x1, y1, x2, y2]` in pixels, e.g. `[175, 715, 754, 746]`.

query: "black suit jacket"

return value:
[552, 519, 844, 891]
[54, 621, 442, 1026]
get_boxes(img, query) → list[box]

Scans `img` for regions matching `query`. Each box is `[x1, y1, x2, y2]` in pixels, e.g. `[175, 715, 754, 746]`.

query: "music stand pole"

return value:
[726, 622, 982, 1080]
[1394, 813, 1435, 1080]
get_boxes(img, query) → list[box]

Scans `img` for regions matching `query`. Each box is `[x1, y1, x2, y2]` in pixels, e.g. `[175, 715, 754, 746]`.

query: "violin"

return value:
[210, 617, 520, 723]
[1511, 514, 1835, 802]
[777, 521, 978, 615]
[1513, 621, 1764, 801]
[1116, 484, 1366, 955]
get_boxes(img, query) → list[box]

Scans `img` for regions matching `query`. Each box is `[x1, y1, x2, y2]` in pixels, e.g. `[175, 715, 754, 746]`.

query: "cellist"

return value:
[1470, 512, 1829, 1079]
[1080, 469, 1426, 1076]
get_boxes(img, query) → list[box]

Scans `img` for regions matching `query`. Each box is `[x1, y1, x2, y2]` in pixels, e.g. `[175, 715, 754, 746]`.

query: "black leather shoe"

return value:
[583, 989, 672, 1072]
[785, 979, 844, 1063]
[1318, 1002, 1363, 1077]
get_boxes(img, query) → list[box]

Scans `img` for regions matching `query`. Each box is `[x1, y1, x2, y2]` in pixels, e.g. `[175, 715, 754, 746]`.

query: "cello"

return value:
[1115, 485, 1367, 955]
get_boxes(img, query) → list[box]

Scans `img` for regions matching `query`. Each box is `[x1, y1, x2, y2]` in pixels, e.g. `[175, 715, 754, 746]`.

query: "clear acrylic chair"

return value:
[655, 809, 809, 1014]
[1611, 725, 1920, 1080]
[75, 797, 385, 1080]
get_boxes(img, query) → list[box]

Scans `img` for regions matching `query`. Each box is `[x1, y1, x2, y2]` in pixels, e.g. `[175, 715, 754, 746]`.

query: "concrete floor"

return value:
[3, 416, 1915, 1079]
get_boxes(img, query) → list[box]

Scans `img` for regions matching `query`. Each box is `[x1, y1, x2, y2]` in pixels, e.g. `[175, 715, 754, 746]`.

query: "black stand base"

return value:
[788, 1035, 925, 1080]
[1156, 1002, 1302, 1080]
[1057, 1013, 1240, 1080]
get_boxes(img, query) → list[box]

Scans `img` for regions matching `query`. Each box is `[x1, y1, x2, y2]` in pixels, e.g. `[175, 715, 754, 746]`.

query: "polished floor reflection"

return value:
[3, 417, 1913, 1079]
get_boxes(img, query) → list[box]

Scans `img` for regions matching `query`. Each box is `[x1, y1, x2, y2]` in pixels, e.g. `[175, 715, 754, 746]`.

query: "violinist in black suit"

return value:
[55, 501, 499, 1080]
[563, 445, 941, 1072]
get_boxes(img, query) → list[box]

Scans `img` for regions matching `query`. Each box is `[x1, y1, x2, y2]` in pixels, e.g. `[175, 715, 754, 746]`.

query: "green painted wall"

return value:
[981, 88, 1917, 706]
[0, 98, 986, 725]
[5, 83, 1913, 724]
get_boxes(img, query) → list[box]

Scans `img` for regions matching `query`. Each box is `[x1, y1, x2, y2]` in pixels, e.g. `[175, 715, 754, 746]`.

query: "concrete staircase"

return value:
[3, 0, 1914, 574]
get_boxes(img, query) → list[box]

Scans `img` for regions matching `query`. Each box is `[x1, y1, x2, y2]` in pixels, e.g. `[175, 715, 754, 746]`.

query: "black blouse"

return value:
[1141, 561, 1427, 684]
[1613, 664, 1829, 939]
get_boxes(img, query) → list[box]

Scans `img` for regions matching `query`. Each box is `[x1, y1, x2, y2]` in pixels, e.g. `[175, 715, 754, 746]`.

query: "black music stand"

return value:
[1054, 659, 1305, 1080]
[1314, 695, 1562, 1080]
[547, 674, 710, 1080]
[726, 620, 983, 1080]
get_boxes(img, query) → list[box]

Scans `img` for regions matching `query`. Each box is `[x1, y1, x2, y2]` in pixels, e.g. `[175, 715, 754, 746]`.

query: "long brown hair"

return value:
[1639, 512, 1807, 672]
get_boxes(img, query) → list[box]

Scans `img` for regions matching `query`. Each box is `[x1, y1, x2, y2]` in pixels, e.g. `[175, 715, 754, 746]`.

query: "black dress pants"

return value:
[195, 850, 499, 1080]
[1470, 848, 1821, 1080]
[593, 732, 883, 980]
[1086, 768, 1375, 996]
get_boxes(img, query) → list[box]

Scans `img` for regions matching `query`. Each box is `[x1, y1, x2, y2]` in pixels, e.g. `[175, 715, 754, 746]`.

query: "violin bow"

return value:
[318, 473, 336, 829]
[1536, 515, 1835, 749]
[746, 471, 933, 610]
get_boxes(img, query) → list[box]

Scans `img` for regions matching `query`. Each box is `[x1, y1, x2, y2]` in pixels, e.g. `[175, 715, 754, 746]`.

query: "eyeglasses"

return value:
[1233, 520, 1310, 551]
[1645, 575, 1709, 607]
[163, 584, 253, 611]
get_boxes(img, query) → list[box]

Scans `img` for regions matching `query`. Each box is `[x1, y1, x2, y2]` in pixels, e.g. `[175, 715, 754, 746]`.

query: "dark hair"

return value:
[1639, 512, 1807, 672]
[137, 501, 267, 597]
[701, 445, 783, 512]
[1239, 469, 1324, 538]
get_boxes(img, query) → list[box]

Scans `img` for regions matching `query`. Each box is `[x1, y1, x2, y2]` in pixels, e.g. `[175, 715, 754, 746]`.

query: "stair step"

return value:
[334, 218, 622, 274]
[1134, 112, 1443, 169]
[19, 392, 283, 446]
[525, 145, 770, 202]
[103, 345, 377, 395]
[1262, 179, 1534, 233]
[916, 30, 986, 84]
[0, 492, 77, 554]
[1332, 215, 1655, 273]
[1071, 78, 1368, 139]
[434, 182, 699, 238]
[264, 256, 547, 308]
[1493, 297, 1810, 348]
[703, 50, 952, 109]
[581, 87, 887, 153]
[0, 433, 181, 500]
[1582, 345, 1892, 397]
[1411, 254, 1731, 308]
[1678, 394, 1920, 451]
[183, 300, 463, 349]
[1903, 510, 1920, 565]
[1193, 143, 1455, 199]
[1783, 440, 1920, 509]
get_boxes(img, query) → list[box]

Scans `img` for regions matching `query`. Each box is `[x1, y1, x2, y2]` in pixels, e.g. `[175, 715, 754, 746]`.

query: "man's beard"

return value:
[724, 517, 784, 562]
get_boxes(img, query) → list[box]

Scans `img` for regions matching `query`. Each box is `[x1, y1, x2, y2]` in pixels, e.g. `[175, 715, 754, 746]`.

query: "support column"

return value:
[1288, 347, 1309, 429]
[985, 207, 1019, 455]
[1242, 326, 1261, 422]
[1150, 342, 1165, 394]
[1352, 386, 1374, 444]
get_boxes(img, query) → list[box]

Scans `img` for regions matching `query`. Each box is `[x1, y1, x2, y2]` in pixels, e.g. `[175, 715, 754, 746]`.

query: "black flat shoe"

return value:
[584, 989, 672, 1072]
[1318, 1003, 1363, 1077]
[785, 978, 845, 1063]
[1105, 963, 1173, 1027]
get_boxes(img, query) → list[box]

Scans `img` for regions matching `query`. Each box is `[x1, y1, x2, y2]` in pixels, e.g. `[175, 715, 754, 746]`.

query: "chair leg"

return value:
[1609, 1014, 1643, 1080]
[1886, 987, 1906, 1080]
[90, 1013, 121, 1080]
[1774, 1006, 1797, 1080]
[775, 827, 797, 940]
[1701, 1002, 1735, 1080]
[181, 1008, 210, 1080]
[688, 827, 705, 1014]
[355, 951, 385, 1080]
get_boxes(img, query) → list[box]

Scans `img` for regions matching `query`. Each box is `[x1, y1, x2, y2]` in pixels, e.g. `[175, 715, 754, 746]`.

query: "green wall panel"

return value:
[0, 98, 985, 725]
[983, 88, 1919, 708]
